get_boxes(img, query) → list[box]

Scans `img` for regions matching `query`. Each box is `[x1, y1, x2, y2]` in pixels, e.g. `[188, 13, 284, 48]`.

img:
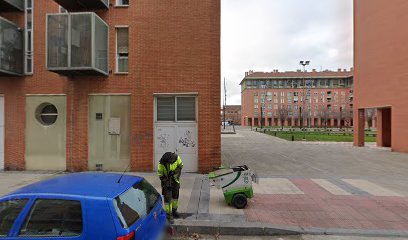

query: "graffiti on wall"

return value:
[157, 133, 170, 150]
[178, 130, 196, 148]
[132, 131, 153, 146]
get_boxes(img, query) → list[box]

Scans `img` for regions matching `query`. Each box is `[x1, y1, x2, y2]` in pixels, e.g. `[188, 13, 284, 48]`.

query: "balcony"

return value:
[0, 0, 24, 12]
[52, 0, 108, 11]
[47, 13, 108, 76]
[0, 16, 24, 76]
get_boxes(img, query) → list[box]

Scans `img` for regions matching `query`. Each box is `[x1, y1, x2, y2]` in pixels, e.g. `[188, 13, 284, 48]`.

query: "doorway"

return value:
[88, 95, 130, 171]
[25, 95, 66, 170]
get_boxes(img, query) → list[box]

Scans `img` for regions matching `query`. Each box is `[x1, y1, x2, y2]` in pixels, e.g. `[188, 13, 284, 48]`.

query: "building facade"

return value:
[0, 0, 221, 172]
[220, 105, 241, 125]
[354, 0, 408, 153]
[240, 69, 354, 128]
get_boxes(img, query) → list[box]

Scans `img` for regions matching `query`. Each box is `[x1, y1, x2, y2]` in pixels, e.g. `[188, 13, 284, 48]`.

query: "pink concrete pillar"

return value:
[354, 109, 365, 147]
[376, 108, 392, 147]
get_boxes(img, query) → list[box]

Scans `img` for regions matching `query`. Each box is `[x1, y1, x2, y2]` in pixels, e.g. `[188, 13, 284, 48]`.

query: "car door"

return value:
[6, 197, 87, 240]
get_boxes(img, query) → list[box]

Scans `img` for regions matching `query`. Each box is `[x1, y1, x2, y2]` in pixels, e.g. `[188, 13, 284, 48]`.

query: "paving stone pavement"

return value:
[1, 127, 408, 237]
[1, 172, 408, 237]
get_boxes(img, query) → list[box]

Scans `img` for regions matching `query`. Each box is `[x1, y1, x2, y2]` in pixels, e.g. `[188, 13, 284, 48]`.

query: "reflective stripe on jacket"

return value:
[157, 156, 184, 183]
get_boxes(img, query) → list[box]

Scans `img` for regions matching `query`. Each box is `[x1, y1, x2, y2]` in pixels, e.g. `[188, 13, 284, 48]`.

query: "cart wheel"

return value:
[232, 193, 247, 209]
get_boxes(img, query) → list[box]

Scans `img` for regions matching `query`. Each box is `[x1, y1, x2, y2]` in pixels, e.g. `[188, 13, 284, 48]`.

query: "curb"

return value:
[173, 220, 408, 237]
[173, 220, 301, 236]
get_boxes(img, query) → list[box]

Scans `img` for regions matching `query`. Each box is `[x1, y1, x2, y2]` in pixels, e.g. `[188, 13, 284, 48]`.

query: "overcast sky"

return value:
[221, 0, 353, 105]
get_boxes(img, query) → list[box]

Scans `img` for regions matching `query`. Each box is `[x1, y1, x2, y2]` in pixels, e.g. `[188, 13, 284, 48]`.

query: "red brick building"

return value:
[240, 69, 354, 128]
[0, 0, 220, 172]
[220, 105, 241, 125]
[354, 0, 408, 153]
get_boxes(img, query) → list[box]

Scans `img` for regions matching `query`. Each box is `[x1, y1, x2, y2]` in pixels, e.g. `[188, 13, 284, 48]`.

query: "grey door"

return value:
[88, 95, 130, 171]
[25, 95, 66, 170]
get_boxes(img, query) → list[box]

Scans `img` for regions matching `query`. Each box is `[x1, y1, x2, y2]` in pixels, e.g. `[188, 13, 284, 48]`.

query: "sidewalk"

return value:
[170, 174, 408, 237]
[2, 171, 408, 237]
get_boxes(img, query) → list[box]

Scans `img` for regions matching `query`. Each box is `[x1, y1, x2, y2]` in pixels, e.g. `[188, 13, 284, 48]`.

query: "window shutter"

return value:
[117, 28, 128, 54]
[157, 97, 175, 121]
[177, 97, 196, 121]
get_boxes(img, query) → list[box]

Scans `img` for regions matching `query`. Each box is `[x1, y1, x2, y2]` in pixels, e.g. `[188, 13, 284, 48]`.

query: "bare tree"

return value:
[320, 104, 328, 129]
[366, 108, 375, 129]
[279, 104, 288, 130]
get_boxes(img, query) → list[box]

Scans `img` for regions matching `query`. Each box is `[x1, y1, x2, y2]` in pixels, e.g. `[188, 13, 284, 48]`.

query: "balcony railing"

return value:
[0, 0, 24, 12]
[52, 0, 108, 11]
[47, 13, 108, 76]
[0, 16, 24, 76]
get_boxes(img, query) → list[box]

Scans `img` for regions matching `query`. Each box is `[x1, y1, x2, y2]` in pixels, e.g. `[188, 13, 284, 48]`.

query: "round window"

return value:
[35, 103, 58, 126]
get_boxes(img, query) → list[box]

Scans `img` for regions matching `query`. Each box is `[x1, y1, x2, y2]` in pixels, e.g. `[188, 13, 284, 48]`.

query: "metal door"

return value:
[88, 95, 130, 171]
[154, 124, 197, 172]
[25, 96, 66, 170]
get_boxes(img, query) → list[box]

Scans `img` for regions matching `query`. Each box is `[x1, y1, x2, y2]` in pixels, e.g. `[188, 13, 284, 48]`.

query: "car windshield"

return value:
[113, 180, 160, 228]
[0, 199, 28, 237]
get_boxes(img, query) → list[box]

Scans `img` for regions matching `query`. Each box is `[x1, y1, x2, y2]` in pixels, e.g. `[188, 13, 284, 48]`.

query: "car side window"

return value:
[139, 180, 160, 213]
[113, 185, 147, 228]
[113, 180, 161, 229]
[0, 199, 28, 237]
[19, 199, 83, 237]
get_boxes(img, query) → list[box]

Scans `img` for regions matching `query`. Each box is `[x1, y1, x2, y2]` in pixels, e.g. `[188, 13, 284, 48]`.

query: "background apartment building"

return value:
[354, 0, 408, 153]
[0, 0, 220, 172]
[240, 69, 354, 128]
[220, 105, 241, 125]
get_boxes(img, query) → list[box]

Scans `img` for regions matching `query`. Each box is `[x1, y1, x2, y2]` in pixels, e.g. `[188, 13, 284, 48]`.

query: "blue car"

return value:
[0, 173, 167, 239]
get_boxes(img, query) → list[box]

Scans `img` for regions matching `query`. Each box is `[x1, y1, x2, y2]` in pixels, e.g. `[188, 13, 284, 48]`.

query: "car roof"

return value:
[6, 172, 143, 199]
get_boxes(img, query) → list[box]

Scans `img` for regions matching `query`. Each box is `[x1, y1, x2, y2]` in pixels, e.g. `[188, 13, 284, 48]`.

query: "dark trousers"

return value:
[162, 179, 180, 214]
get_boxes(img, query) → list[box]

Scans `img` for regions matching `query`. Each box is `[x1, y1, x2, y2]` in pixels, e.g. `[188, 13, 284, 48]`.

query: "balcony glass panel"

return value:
[94, 16, 108, 73]
[47, 13, 108, 76]
[47, 14, 69, 68]
[0, 17, 24, 76]
[70, 14, 92, 68]
[0, 0, 24, 11]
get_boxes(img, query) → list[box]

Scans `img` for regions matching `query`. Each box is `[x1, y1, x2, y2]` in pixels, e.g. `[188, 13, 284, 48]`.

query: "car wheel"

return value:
[232, 193, 247, 209]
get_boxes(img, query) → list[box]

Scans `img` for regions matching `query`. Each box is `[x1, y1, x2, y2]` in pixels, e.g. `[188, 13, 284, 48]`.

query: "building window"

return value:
[25, 0, 34, 74]
[116, 0, 129, 6]
[116, 27, 129, 73]
[156, 96, 196, 122]
[35, 103, 58, 126]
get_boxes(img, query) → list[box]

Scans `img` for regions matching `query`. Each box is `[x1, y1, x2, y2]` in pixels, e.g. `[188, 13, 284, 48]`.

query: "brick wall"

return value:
[0, 0, 221, 172]
[354, 0, 408, 153]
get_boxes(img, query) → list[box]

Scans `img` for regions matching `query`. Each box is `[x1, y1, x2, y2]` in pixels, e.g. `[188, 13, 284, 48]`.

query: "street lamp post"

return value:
[260, 84, 267, 129]
[300, 60, 310, 140]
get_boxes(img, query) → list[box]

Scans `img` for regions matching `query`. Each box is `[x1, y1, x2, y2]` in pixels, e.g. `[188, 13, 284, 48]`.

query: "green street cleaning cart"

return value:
[208, 165, 257, 209]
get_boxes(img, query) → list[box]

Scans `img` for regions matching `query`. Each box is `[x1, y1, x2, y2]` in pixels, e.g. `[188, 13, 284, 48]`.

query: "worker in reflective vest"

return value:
[157, 152, 183, 223]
